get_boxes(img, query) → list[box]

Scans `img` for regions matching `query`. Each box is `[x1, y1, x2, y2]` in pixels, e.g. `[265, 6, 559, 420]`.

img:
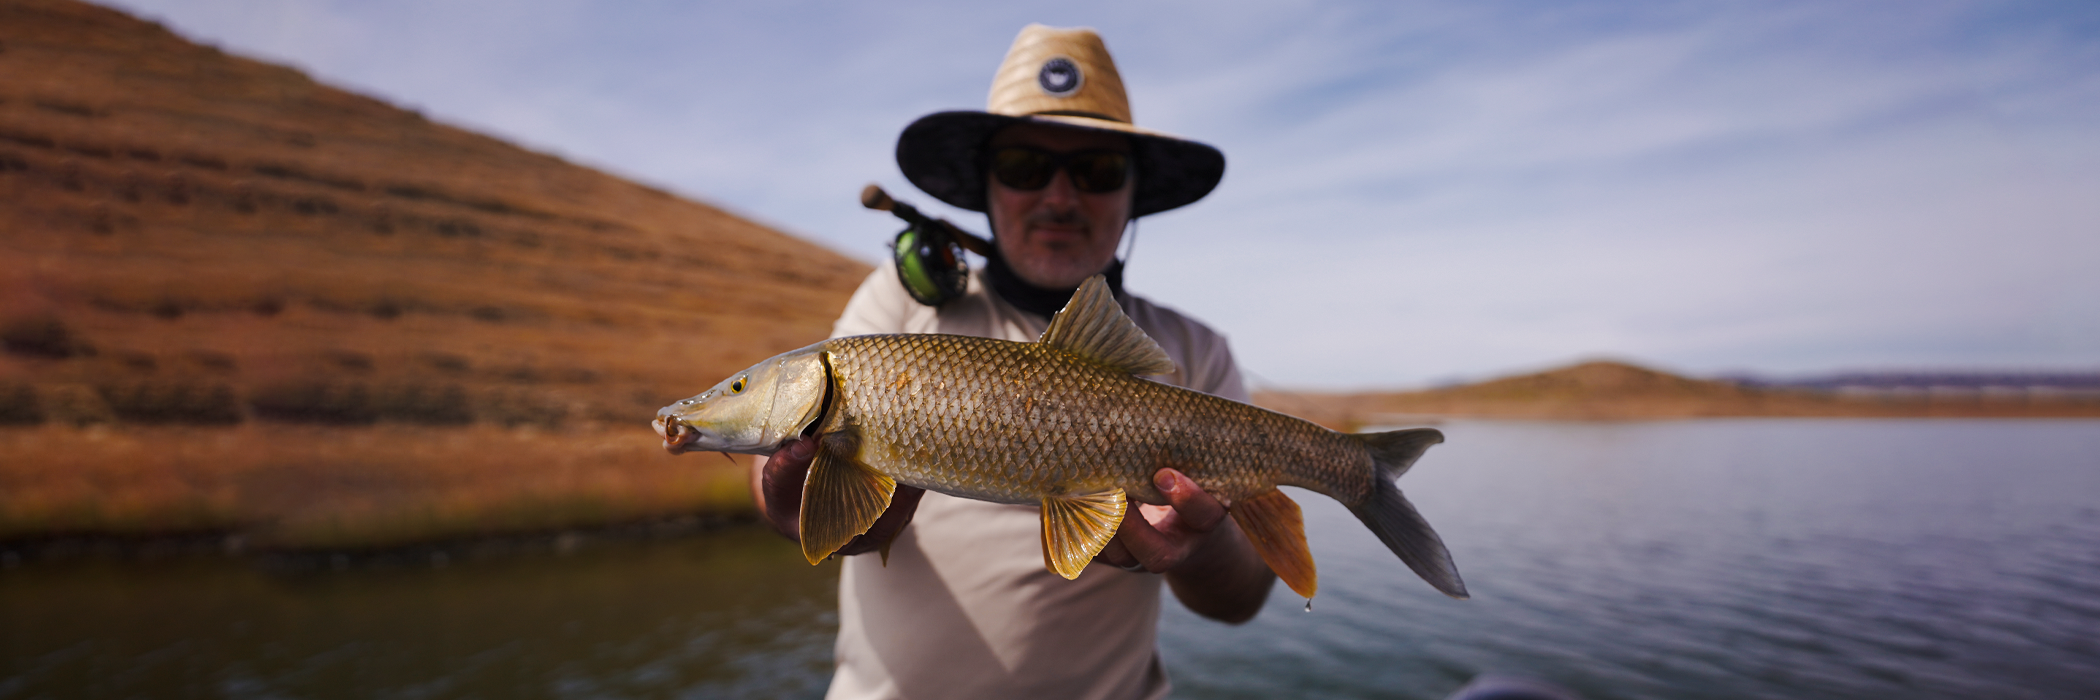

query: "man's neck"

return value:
[983, 250, 1125, 318]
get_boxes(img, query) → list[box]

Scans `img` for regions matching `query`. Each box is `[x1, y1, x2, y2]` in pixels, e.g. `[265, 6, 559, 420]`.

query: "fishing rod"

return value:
[861, 184, 992, 306]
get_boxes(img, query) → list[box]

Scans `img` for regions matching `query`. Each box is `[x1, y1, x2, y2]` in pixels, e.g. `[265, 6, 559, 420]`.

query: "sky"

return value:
[97, 0, 2100, 389]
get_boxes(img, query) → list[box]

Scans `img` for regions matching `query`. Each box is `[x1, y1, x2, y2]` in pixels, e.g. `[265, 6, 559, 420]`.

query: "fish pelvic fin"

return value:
[799, 432, 896, 566]
[1346, 428, 1467, 599]
[1040, 488, 1128, 579]
[1037, 275, 1177, 377]
[1232, 488, 1318, 600]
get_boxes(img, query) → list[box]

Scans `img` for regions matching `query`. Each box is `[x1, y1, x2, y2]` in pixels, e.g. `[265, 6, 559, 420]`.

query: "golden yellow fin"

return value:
[798, 435, 896, 566]
[1037, 275, 1177, 377]
[1232, 488, 1318, 599]
[1039, 489, 1128, 579]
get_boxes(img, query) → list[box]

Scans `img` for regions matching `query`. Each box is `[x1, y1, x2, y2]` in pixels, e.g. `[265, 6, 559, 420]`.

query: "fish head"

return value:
[654, 344, 829, 455]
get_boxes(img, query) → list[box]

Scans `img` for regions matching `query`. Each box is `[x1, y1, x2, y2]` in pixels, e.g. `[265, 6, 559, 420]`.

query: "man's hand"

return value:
[750, 436, 924, 556]
[1094, 468, 1277, 623]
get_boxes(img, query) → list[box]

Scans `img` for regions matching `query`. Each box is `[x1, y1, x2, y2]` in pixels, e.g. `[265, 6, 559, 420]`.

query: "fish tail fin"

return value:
[1346, 428, 1467, 599]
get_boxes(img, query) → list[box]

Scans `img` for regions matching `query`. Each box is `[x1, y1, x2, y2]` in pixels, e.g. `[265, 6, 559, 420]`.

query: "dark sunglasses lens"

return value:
[1067, 152, 1129, 193]
[991, 148, 1054, 190]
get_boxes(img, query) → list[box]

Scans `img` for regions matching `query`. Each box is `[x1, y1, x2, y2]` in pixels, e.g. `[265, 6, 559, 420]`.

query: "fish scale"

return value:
[823, 333, 1371, 508]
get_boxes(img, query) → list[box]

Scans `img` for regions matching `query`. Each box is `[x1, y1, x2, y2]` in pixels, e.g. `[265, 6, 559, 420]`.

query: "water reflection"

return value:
[1, 527, 838, 699]
[1159, 419, 2100, 700]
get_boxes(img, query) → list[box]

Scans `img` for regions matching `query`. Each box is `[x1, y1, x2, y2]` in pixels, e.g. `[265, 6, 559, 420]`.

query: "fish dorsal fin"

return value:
[1231, 488, 1318, 600]
[1037, 275, 1177, 377]
[1040, 488, 1128, 579]
[799, 431, 897, 566]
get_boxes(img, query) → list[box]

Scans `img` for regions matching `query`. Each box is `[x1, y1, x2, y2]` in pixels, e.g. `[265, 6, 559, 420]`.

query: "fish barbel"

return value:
[653, 276, 1465, 599]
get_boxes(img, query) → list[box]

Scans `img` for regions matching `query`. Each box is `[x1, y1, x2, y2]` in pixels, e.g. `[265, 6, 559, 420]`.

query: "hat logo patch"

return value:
[1038, 57, 1083, 97]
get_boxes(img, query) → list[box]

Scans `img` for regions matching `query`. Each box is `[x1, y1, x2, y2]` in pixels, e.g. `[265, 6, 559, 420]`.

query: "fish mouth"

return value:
[655, 415, 699, 455]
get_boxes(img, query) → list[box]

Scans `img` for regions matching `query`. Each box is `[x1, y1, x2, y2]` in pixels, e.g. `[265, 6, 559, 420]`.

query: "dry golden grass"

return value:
[0, 0, 863, 548]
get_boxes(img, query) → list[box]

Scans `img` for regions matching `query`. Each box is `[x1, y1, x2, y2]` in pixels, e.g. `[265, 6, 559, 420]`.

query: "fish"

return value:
[653, 275, 1465, 600]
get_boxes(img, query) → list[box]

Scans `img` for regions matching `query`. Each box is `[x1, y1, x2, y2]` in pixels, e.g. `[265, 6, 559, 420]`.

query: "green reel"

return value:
[893, 223, 968, 307]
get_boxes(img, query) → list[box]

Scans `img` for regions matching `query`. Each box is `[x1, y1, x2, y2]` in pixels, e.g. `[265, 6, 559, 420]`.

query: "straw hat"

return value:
[896, 24, 1226, 218]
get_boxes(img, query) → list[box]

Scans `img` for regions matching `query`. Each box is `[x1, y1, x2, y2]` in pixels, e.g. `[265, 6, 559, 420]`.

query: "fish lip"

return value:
[655, 416, 699, 455]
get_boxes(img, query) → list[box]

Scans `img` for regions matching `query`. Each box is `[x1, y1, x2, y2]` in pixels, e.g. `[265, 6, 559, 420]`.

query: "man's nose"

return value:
[1039, 168, 1081, 208]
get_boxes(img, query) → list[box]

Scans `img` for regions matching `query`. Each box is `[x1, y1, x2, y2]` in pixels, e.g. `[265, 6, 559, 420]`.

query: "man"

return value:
[752, 25, 1273, 699]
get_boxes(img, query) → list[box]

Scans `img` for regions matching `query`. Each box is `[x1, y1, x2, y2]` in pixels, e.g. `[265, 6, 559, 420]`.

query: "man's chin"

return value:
[1010, 262, 1102, 290]
[1004, 238, 1116, 289]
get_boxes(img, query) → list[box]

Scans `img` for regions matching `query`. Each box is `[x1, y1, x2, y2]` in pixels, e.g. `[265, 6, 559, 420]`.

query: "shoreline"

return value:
[0, 423, 755, 553]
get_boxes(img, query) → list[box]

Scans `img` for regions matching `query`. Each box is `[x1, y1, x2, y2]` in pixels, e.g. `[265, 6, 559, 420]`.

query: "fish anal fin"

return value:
[1232, 488, 1318, 599]
[799, 433, 896, 566]
[1037, 275, 1176, 377]
[1039, 488, 1128, 579]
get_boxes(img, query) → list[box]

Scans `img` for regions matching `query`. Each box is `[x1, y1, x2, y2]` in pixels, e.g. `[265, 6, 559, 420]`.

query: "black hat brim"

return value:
[896, 111, 1225, 218]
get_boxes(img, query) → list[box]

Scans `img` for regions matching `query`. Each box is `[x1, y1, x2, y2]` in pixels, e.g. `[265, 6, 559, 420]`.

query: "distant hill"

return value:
[1730, 370, 2100, 393]
[0, 0, 871, 548]
[1255, 360, 2100, 428]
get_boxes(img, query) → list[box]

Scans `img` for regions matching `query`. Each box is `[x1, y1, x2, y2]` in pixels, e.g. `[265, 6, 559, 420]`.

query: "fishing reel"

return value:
[863, 184, 994, 307]
[893, 222, 968, 307]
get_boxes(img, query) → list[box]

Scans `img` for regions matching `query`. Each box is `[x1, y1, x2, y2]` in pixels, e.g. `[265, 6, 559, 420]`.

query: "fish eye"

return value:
[730, 376, 748, 394]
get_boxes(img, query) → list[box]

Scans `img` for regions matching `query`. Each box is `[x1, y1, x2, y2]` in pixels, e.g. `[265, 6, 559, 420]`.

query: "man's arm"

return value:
[1104, 314, 1276, 623]
[1094, 468, 1277, 624]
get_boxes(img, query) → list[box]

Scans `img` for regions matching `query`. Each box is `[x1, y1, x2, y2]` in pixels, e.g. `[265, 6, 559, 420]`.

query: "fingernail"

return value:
[1154, 470, 1177, 492]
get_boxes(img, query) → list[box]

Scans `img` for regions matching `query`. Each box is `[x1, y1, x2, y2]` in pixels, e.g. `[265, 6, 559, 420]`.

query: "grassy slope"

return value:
[0, 0, 871, 547]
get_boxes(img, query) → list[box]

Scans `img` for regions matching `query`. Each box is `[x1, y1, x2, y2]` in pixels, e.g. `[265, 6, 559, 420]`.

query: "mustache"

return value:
[1024, 208, 1088, 228]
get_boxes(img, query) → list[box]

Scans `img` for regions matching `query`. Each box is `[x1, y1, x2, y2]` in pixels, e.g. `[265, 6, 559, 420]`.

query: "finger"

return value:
[758, 437, 818, 539]
[1153, 468, 1226, 532]
[1111, 502, 1175, 569]
[768, 437, 818, 474]
[838, 485, 926, 556]
[1094, 538, 1140, 570]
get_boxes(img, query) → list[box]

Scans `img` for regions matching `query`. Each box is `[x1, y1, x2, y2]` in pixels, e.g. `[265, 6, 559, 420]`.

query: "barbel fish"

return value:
[653, 276, 1465, 600]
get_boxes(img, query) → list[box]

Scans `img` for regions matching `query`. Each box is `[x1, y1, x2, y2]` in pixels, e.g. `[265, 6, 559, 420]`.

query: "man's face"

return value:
[986, 123, 1134, 290]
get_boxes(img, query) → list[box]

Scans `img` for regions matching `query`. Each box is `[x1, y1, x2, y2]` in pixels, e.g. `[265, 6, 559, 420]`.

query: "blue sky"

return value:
[99, 0, 2100, 389]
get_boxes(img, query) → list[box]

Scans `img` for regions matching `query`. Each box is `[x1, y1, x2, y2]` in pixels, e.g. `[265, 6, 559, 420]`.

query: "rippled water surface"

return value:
[6, 419, 2098, 699]
[2, 528, 840, 699]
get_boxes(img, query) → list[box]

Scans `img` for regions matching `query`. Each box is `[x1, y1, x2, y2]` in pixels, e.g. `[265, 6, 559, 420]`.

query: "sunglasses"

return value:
[988, 146, 1132, 193]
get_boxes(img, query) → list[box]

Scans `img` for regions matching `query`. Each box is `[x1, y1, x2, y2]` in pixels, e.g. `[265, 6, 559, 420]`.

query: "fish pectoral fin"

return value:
[798, 435, 896, 566]
[1039, 489, 1128, 580]
[1231, 488, 1318, 599]
[1036, 275, 1177, 377]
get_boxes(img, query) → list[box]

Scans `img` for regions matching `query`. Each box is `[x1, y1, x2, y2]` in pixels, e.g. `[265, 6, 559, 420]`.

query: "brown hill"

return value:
[0, 0, 872, 547]
[1256, 360, 2100, 428]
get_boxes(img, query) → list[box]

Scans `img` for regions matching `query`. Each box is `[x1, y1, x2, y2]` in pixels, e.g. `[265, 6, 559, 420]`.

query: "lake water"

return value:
[5, 419, 2098, 699]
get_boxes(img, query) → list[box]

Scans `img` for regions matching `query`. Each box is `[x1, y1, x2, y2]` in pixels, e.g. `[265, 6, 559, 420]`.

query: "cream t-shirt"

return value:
[823, 260, 1249, 700]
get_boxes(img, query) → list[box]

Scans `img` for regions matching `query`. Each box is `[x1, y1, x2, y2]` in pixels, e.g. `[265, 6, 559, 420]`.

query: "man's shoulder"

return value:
[1119, 290, 1246, 401]
[833, 260, 935, 338]
[1121, 291, 1228, 348]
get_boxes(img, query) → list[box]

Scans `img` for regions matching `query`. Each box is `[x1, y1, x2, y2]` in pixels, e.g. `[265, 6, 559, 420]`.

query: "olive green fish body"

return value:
[656, 275, 1465, 599]
[823, 333, 1374, 509]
